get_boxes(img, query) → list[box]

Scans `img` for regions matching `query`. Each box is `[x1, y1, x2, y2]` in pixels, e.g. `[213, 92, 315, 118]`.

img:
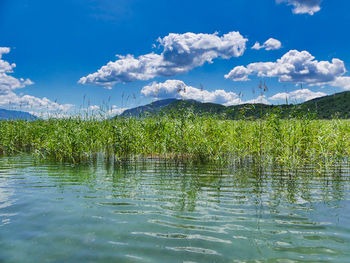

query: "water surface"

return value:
[0, 156, 350, 262]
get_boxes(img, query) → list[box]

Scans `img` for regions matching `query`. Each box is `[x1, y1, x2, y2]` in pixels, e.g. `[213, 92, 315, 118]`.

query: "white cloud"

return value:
[29, 112, 72, 119]
[0, 47, 73, 114]
[0, 47, 34, 93]
[79, 31, 248, 87]
[269, 88, 326, 102]
[251, 38, 282, 51]
[107, 105, 128, 116]
[245, 95, 271, 104]
[88, 105, 100, 111]
[0, 47, 10, 56]
[0, 73, 34, 93]
[86, 105, 127, 116]
[276, 0, 322, 15]
[32, 105, 127, 119]
[224, 66, 250, 81]
[225, 50, 346, 85]
[0, 90, 74, 112]
[331, 76, 350, 90]
[141, 80, 243, 106]
[0, 48, 16, 74]
[142, 80, 275, 105]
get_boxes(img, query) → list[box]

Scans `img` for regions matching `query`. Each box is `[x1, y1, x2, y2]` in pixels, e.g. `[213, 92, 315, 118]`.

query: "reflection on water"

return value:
[0, 155, 349, 262]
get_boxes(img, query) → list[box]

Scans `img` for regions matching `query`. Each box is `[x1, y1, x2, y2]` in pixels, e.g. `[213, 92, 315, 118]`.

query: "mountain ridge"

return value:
[120, 91, 350, 119]
[0, 108, 38, 120]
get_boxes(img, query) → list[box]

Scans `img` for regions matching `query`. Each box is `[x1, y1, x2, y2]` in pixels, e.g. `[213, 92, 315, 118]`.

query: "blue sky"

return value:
[1, 0, 350, 116]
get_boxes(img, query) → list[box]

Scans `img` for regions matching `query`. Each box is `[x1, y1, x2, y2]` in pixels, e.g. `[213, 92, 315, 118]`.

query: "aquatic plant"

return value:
[0, 110, 349, 168]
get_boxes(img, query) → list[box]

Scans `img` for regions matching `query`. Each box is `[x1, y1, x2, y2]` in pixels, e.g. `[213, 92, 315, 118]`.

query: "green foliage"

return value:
[121, 91, 350, 120]
[0, 110, 349, 168]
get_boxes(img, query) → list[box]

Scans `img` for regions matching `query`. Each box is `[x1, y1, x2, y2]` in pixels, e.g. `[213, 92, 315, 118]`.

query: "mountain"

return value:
[300, 91, 350, 119]
[121, 98, 177, 117]
[119, 91, 350, 119]
[0, 109, 38, 120]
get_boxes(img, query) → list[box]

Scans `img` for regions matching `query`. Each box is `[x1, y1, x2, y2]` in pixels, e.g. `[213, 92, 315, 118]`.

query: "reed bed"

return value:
[0, 112, 349, 168]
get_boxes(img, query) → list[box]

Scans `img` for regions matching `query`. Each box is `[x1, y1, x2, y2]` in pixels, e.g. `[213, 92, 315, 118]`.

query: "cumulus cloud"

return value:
[30, 112, 73, 119]
[0, 48, 16, 74]
[251, 38, 282, 51]
[79, 31, 248, 87]
[87, 105, 127, 116]
[0, 73, 34, 93]
[245, 95, 271, 104]
[0, 47, 73, 113]
[269, 88, 326, 102]
[224, 66, 250, 82]
[276, 0, 322, 15]
[89, 105, 100, 111]
[107, 105, 128, 116]
[0, 47, 34, 93]
[225, 50, 346, 85]
[330, 76, 350, 90]
[141, 80, 243, 106]
[0, 90, 73, 112]
[0, 47, 10, 56]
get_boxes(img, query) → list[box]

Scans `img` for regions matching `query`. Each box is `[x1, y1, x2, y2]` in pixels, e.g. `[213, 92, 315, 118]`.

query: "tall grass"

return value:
[0, 110, 349, 168]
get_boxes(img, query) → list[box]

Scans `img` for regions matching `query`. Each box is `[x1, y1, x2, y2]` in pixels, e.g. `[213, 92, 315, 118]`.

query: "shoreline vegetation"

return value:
[0, 107, 349, 169]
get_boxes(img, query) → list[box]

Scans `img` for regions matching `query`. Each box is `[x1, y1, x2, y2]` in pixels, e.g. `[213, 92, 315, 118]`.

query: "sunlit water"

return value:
[0, 155, 350, 262]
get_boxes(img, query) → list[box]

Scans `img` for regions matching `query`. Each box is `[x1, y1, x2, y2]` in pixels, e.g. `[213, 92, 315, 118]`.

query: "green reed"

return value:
[0, 111, 349, 168]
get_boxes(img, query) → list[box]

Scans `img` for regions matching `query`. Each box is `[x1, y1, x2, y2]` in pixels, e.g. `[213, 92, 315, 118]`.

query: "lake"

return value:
[1, 155, 350, 262]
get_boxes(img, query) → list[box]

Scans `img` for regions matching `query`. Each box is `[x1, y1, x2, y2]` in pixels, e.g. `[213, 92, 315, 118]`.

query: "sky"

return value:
[1, 0, 350, 116]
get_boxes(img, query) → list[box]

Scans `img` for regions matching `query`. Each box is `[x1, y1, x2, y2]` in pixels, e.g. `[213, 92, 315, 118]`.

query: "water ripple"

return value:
[0, 155, 349, 262]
